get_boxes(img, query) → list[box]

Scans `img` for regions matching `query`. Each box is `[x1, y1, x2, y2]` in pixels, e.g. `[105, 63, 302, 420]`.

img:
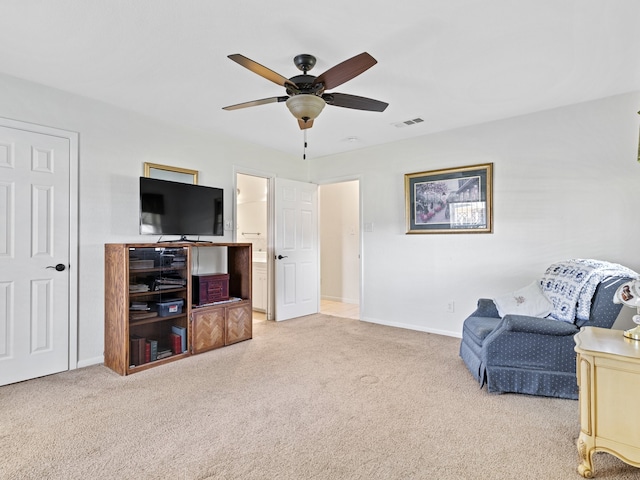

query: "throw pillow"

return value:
[493, 281, 553, 318]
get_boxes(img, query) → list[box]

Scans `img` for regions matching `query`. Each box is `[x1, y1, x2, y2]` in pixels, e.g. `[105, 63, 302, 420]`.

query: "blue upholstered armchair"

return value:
[459, 269, 632, 400]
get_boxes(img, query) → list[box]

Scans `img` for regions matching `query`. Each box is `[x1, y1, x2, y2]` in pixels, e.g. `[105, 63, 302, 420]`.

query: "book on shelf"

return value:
[129, 259, 154, 269]
[129, 284, 150, 293]
[130, 301, 149, 311]
[129, 311, 158, 321]
[144, 342, 151, 363]
[160, 252, 186, 268]
[147, 338, 158, 362]
[156, 349, 173, 360]
[156, 276, 186, 285]
[169, 332, 182, 355]
[171, 325, 187, 353]
[153, 283, 185, 291]
[130, 335, 146, 366]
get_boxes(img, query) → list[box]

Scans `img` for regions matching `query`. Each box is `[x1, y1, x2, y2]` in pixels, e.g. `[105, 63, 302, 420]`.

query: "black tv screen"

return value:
[139, 177, 223, 237]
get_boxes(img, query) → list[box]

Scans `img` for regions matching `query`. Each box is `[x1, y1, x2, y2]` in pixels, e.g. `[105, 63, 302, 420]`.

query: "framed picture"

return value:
[405, 163, 493, 234]
[143, 162, 198, 185]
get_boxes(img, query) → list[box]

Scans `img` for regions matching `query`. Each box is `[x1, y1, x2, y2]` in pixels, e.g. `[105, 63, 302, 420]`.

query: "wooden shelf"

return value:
[191, 298, 247, 309]
[129, 288, 186, 298]
[129, 313, 186, 327]
[127, 351, 190, 373]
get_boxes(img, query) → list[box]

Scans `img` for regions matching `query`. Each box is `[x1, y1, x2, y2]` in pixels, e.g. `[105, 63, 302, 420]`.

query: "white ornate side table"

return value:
[574, 327, 640, 478]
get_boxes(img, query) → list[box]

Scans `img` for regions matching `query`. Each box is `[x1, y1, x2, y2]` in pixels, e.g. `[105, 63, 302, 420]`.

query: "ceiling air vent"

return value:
[393, 117, 424, 128]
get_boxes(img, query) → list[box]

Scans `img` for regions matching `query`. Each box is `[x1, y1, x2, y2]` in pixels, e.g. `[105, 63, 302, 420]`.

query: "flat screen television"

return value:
[139, 177, 223, 239]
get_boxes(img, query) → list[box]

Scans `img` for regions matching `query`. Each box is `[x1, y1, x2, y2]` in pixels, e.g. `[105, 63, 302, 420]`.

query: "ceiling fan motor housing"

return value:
[287, 75, 324, 96]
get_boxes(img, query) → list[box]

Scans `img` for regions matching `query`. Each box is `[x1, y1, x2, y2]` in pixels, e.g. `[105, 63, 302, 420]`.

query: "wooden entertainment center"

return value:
[104, 242, 252, 375]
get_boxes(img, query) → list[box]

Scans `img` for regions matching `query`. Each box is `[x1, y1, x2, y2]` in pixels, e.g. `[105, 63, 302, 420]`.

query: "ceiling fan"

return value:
[222, 52, 389, 130]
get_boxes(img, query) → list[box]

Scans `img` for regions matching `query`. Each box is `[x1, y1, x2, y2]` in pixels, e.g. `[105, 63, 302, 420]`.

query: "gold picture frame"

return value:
[405, 163, 493, 234]
[143, 162, 198, 184]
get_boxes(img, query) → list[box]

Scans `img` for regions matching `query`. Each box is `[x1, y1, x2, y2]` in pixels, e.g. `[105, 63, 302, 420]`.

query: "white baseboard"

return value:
[76, 356, 104, 369]
[359, 316, 462, 338]
[321, 295, 358, 304]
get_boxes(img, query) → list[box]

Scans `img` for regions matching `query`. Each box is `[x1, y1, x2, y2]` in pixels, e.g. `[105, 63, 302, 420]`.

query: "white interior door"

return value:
[274, 177, 318, 321]
[0, 123, 72, 386]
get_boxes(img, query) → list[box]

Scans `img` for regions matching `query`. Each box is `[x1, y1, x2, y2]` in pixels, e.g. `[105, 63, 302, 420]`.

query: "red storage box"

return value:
[192, 273, 230, 306]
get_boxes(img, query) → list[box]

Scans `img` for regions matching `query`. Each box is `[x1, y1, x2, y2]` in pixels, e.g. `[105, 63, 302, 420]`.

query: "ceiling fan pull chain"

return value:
[303, 129, 308, 160]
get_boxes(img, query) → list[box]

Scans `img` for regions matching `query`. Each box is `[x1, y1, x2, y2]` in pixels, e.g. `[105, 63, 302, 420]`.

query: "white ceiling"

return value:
[1, 0, 639, 160]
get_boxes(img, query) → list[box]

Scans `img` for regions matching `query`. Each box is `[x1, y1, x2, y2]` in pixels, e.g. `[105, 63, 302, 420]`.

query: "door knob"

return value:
[46, 263, 66, 272]
[277, 255, 288, 260]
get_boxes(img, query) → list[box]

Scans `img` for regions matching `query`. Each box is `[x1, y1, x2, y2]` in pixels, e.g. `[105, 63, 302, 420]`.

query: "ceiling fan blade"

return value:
[323, 92, 388, 112]
[298, 118, 314, 130]
[313, 52, 377, 90]
[228, 54, 298, 89]
[222, 96, 288, 111]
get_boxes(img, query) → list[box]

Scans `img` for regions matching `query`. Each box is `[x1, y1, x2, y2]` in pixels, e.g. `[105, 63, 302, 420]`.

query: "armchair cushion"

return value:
[493, 281, 553, 319]
[462, 315, 501, 345]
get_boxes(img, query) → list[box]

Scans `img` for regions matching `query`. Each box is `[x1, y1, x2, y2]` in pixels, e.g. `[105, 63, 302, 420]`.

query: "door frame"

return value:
[0, 117, 79, 371]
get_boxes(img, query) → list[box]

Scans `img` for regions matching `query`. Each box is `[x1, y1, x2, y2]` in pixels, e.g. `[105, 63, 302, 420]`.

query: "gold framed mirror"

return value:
[143, 162, 198, 184]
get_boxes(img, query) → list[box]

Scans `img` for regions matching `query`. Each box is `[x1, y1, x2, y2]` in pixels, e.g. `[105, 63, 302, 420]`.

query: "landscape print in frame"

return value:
[405, 163, 493, 234]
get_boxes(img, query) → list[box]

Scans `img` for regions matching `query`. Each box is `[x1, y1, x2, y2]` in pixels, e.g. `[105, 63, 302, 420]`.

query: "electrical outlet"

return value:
[224, 220, 233, 231]
[447, 301, 455, 313]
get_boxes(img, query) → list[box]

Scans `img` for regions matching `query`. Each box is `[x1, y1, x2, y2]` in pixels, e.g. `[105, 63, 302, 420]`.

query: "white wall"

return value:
[310, 92, 640, 336]
[319, 181, 360, 304]
[0, 73, 305, 366]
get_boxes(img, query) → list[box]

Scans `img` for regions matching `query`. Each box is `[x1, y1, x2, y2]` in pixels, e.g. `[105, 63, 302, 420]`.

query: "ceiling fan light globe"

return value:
[286, 94, 326, 122]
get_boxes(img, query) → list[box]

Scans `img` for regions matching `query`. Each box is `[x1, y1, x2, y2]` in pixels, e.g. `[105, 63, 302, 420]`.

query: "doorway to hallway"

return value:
[318, 180, 361, 320]
[237, 174, 360, 322]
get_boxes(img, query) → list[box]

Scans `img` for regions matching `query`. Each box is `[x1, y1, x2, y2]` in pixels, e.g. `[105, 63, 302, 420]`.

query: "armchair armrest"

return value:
[500, 315, 579, 336]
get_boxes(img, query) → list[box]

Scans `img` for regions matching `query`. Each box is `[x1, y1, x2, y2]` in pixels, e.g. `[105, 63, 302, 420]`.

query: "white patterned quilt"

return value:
[540, 259, 638, 323]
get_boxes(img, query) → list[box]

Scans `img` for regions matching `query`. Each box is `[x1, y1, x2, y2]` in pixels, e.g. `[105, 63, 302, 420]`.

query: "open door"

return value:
[274, 177, 319, 321]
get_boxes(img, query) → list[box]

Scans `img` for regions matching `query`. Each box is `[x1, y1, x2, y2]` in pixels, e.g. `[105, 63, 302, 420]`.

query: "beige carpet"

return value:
[2, 314, 639, 480]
